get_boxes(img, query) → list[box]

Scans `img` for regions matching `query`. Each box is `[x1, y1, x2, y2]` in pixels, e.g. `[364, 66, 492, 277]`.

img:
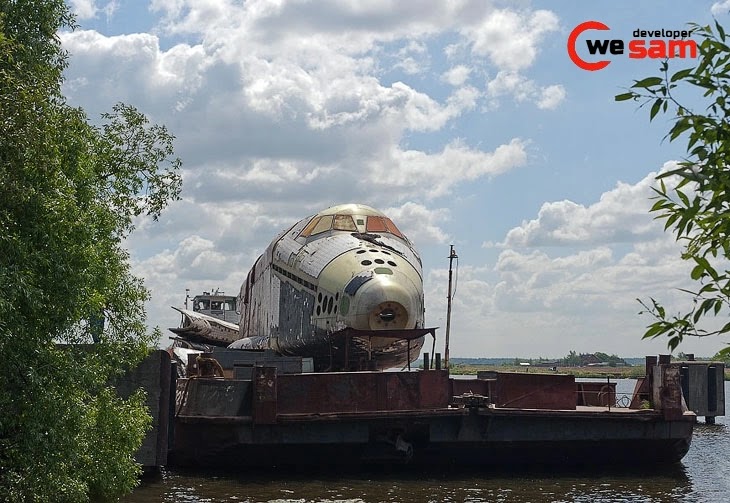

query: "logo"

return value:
[568, 21, 698, 71]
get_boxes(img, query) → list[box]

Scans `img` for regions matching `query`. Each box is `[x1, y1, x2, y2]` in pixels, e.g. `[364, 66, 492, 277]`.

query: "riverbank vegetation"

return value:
[449, 363, 649, 379]
[0, 2, 181, 501]
[449, 350, 730, 379]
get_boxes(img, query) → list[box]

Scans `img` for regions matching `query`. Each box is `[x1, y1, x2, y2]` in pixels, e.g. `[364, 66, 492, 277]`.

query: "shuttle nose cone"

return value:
[348, 273, 420, 330]
[369, 301, 408, 329]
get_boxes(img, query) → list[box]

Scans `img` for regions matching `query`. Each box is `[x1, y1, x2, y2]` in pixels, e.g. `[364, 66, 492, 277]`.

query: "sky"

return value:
[59, 0, 730, 358]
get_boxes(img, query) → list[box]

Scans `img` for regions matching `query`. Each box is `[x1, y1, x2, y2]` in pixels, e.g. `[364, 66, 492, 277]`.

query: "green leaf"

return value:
[676, 189, 690, 207]
[650, 199, 667, 212]
[696, 256, 720, 281]
[664, 212, 680, 230]
[632, 76, 663, 88]
[655, 300, 666, 319]
[615, 92, 635, 102]
[690, 263, 705, 280]
[670, 68, 693, 82]
[715, 345, 730, 360]
[650, 98, 663, 120]
[669, 120, 692, 141]
[643, 323, 666, 339]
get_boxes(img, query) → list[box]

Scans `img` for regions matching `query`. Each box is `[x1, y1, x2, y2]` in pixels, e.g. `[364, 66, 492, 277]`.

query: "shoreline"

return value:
[449, 364, 730, 380]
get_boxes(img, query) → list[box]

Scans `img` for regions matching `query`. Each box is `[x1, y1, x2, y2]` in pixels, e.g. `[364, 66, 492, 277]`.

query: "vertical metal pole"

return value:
[430, 334, 436, 366]
[185, 288, 190, 310]
[445, 245, 457, 370]
[407, 339, 411, 371]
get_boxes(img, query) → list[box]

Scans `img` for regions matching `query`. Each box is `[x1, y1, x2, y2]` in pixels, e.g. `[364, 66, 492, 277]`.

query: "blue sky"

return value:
[61, 0, 730, 357]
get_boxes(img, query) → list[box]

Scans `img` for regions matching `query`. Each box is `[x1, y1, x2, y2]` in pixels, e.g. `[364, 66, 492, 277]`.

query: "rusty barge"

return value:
[136, 353, 699, 470]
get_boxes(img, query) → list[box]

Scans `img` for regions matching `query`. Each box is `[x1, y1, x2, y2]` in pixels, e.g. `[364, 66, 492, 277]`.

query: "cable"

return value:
[451, 256, 459, 299]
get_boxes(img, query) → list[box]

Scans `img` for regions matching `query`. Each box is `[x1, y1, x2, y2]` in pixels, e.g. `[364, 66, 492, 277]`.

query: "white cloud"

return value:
[69, 0, 97, 20]
[383, 202, 451, 245]
[441, 65, 472, 86]
[394, 40, 429, 75]
[369, 138, 529, 199]
[498, 168, 672, 248]
[536, 84, 566, 110]
[464, 9, 559, 71]
[60, 31, 209, 113]
[487, 71, 535, 102]
[439, 165, 725, 357]
[711, 1, 730, 15]
[68, 0, 118, 20]
[486, 71, 565, 109]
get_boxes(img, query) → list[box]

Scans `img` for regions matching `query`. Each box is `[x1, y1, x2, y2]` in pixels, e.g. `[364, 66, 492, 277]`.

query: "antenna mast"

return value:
[444, 244, 458, 369]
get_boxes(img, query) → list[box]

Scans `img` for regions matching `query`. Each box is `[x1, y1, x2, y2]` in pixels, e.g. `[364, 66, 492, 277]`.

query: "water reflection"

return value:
[123, 380, 728, 503]
[124, 464, 696, 503]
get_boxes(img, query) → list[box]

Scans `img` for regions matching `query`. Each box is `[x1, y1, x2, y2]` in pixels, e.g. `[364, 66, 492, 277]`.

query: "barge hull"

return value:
[170, 411, 692, 469]
[169, 364, 694, 469]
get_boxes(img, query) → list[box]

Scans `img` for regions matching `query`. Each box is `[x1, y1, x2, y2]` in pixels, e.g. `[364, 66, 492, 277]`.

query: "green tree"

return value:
[616, 21, 730, 359]
[0, 2, 181, 501]
[563, 350, 581, 366]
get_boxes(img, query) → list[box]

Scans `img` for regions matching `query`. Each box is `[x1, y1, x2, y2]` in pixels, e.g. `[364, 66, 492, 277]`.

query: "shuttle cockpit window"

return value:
[366, 216, 404, 239]
[299, 215, 333, 237]
[299, 216, 321, 237]
[312, 215, 333, 235]
[300, 214, 403, 239]
[300, 214, 359, 238]
[333, 214, 357, 231]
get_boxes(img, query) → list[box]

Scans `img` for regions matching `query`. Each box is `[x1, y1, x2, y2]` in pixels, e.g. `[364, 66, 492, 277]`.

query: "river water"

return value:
[124, 380, 730, 503]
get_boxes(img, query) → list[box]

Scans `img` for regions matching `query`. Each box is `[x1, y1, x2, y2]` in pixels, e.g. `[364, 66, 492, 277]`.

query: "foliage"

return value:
[712, 347, 730, 362]
[0, 2, 181, 501]
[559, 351, 626, 367]
[616, 21, 730, 359]
[563, 350, 581, 366]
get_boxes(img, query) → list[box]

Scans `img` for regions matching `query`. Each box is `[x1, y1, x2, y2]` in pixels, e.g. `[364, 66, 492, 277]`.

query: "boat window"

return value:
[299, 217, 321, 238]
[211, 301, 222, 310]
[311, 215, 333, 235]
[333, 214, 357, 231]
[196, 299, 210, 310]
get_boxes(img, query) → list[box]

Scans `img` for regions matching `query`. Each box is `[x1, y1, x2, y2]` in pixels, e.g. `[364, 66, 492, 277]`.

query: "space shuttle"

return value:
[230, 203, 433, 371]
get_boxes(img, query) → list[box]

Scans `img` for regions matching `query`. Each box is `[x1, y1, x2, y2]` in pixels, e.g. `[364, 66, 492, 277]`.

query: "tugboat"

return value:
[169, 289, 240, 346]
[187, 289, 238, 325]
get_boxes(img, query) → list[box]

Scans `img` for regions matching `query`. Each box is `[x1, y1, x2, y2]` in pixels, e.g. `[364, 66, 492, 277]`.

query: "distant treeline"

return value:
[450, 351, 717, 368]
